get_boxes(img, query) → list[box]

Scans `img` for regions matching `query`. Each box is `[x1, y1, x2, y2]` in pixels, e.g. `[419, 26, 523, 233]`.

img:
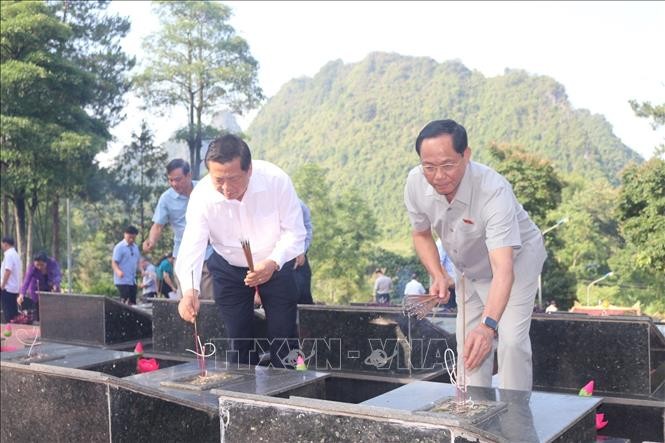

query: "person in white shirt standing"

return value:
[1, 236, 22, 322]
[404, 273, 426, 296]
[176, 134, 306, 368]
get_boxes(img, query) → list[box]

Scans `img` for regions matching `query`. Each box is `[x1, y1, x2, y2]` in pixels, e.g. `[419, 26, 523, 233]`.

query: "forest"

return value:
[2, 1, 663, 317]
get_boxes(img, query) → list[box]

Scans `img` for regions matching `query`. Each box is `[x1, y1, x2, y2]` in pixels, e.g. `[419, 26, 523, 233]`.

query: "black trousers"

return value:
[116, 284, 137, 304]
[1, 289, 19, 322]
[293, 255, 313, 304]
[208, 252, 299, 368]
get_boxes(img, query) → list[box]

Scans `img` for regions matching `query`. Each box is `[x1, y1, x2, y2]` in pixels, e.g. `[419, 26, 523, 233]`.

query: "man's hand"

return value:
[142, 239, 154, 253]
[293, 253, 306, 269]
[17, 294, 24, 306]
[429, 274, 453, 303]
[115, 269, 124, 279]
[463, 324, 495, 370]
[244, 259, 278, 287]
[178, 289, 200, 323]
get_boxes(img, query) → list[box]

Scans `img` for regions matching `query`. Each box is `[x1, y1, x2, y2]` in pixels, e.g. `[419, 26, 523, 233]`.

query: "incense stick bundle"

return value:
[402, 294, 442, 320]
[239, 239, 255, 271]
[240, 239, 261, 299]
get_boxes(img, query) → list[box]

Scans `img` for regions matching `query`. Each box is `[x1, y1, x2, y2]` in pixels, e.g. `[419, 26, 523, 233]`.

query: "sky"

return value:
[103, 1, 665, 164]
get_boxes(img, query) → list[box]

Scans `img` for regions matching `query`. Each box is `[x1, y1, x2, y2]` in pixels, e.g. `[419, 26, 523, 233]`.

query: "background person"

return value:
[293, 199, 313, 304]
[175, 134, 306, 368]
[18, 251, 62, 321]
[156, 253, 177, 298]
[139, 256, 158, 301]
[112, 225, 140, 305]
[404, 119, 546, 391]
[404, 273, 426, 296]
[1, 236, 21, 323]
[143, 158, 214, 299]
[373, 268, 393, 304]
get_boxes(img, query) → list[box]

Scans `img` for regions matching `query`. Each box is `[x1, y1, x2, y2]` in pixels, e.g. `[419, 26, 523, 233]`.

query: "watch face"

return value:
[483, 316, 498, 330]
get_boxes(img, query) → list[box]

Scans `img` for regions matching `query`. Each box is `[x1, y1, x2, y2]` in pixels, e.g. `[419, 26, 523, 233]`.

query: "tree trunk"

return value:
[1, 192, 10, 236]
[26, 206, 34, 274]
[25, 193, 39, 272]
[52, 196, 60, 261]
[12, 195, 26, 264]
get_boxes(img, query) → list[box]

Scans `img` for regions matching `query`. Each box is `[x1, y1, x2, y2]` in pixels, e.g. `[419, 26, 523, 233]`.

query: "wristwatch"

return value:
[481, 315, 498, 332]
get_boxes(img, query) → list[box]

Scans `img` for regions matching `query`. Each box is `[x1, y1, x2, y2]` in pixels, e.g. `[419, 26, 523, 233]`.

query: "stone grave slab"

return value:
[1, 341, 138, 377]
[531, 314, 665, 398]
[151, 298, 268, 358]
[1, 361, 220, 442]
[39, 292, 152, 346]
[362, 380, 601, 442]
[298, 304, 453, 377]
[125, 360, 330, 399]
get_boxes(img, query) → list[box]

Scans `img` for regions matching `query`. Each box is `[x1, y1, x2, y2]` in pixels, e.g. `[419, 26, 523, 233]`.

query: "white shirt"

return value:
[1, 247, 21, 293]
[176, 160, 306, 293]
[404, 279, 426, 296]
[405, 161, 546, 282]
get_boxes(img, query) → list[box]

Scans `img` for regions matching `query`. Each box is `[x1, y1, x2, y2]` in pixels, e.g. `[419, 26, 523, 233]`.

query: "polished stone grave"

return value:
[0, 362, 220, 442]
[1, 341, 139, 377]
[39, 292, 152, 346]
[362, 381, 601, 442]
[151, 298, 268, 358]
[125, 360, 330, 399]
[531, 313, 665, 442]
[215, 379, 600, 443]
[298, 304, 454, 378]
[531, 313, 665, 397]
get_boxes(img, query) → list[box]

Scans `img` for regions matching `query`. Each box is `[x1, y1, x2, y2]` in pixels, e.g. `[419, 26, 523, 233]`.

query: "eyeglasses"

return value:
[421, 157, 464, 176]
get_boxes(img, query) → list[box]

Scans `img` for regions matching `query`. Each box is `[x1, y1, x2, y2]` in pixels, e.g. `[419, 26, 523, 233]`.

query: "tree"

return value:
[110, 121, 167, 236]
[135, 1, 263, 179]
[1, 1, 107, 268]
[487, 144, 562, 227]
[293, 164, 379, 304]
[486, 145, 577, 307]
[1, 1, 134, 269]
[610, 158, 665, 314]
[46, 0, 135, 258]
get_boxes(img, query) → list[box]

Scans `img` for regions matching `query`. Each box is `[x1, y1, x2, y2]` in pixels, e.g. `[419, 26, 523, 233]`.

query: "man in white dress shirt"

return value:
[176, 134, 306, 368]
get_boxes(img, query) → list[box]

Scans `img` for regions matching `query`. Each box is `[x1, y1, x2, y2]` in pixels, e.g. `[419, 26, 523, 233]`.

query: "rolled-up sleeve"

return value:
[404, 174, 431, 232]
[482, 186, 522, 251]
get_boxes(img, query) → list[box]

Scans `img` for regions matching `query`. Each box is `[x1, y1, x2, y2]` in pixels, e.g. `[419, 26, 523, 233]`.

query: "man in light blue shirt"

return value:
[112, 226, 140, 304]
[143, 159, 195, 258]
[143, 159, 214, 298]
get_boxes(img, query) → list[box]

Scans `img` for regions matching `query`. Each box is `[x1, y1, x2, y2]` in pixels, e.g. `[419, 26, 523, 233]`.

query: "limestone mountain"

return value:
[246, 52, 642, 239]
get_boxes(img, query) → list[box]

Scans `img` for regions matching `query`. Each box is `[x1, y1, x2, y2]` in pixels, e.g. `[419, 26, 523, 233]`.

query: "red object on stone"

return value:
[596, 413, 608, 430]
[134, 341, 144, 355]
[137, 358, 159, 373]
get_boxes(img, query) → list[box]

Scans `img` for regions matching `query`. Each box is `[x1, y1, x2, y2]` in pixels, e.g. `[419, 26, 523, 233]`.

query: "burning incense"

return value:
[192, 270, 206, 376]
[240, 238, 261, 300]
[402, 294, 441, 320]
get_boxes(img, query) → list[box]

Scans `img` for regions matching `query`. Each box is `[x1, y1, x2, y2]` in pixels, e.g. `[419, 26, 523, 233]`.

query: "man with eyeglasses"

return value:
[175, 134, 306, 369]
[404, 119, 546, 391]
[143, 158, 213, 299]
[112, 225, 140, 305]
